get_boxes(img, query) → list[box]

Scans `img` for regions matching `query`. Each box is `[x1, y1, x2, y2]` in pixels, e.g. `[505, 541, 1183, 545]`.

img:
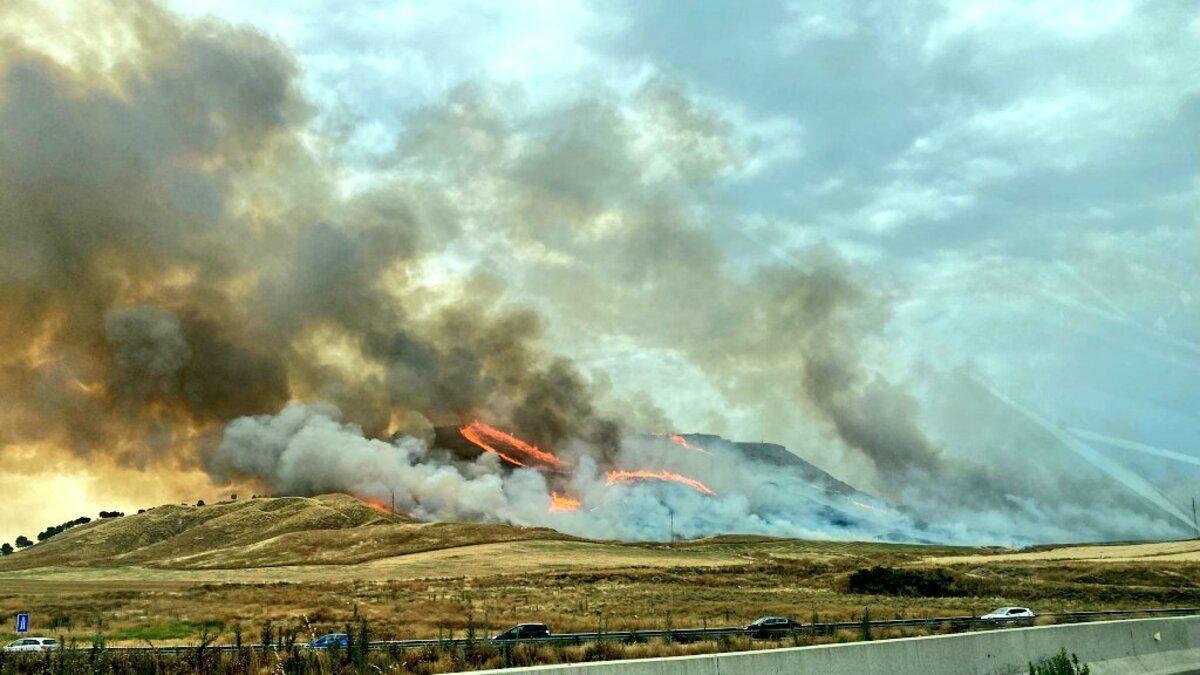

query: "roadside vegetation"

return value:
[3, 541, 1199, 649]
[1030, 649, 1090, 675]
[0, 616, 1093, 674]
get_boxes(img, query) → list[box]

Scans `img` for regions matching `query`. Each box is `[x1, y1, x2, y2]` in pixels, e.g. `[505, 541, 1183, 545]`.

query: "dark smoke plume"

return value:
[0, 0, 1184, 545]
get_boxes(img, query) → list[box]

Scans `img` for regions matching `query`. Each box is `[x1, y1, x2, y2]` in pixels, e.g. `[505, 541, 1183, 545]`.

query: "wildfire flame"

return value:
[459, 420, 568, 471]
[549, 491, 581, 513]
[668, 434, 713, 456]
[606, 469, 717, 496]
[358, 496, 392, 513]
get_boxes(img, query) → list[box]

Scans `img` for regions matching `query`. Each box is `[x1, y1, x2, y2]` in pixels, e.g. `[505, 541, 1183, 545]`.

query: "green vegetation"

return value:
[1030, 649, 1090, 675]
[37, 517, 92, 543]
[847, 565, 975, 597]
[112, 621, 226, 641]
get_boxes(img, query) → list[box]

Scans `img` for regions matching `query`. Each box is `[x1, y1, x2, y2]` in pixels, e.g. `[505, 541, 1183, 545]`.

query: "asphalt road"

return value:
[43, 606, 1198, 654]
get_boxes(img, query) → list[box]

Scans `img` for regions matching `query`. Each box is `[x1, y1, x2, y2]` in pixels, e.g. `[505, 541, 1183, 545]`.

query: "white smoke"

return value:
[211, 402, 952, 544]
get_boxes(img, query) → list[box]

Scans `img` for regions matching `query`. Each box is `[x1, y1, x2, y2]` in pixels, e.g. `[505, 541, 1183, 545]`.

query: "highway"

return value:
[67, 606, 1200, 655]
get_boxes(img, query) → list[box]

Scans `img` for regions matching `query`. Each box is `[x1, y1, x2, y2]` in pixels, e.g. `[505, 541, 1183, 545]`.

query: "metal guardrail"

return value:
[40, 606, 1198, 655]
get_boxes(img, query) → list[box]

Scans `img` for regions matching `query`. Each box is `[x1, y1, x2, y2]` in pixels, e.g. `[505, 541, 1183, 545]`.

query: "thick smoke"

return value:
[0, 0, 1188, 545]
[211, 403, 928, 543]
[0, 0, 611, 470]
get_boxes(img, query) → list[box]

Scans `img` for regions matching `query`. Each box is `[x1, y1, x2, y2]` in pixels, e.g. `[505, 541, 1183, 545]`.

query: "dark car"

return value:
[745, 616, 799, 638]
[493, 623, 551, 641]
[308, 633, 350, 649]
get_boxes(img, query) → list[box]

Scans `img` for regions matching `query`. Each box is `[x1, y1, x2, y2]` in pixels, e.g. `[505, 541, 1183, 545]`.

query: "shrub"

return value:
[846, 566, 973, 597]
[1030, 649, 1090, 675]
[582, 641, 623, 662]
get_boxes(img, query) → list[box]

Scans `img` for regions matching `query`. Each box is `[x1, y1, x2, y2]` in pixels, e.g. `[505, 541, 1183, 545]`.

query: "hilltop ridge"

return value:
[0, 494, 572, 571]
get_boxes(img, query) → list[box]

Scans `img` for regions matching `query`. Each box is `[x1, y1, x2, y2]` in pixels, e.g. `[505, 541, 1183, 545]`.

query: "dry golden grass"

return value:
[1, 495, 1198, 649]
[926, 539, 1200, 564]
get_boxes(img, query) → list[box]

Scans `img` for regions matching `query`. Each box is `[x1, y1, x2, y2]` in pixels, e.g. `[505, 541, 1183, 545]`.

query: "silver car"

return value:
[980, 607, 1035, 623]
[3, 637, 58, 652]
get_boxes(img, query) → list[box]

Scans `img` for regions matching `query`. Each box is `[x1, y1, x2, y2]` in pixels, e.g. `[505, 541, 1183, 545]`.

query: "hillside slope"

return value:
[0, 494, 573, 570]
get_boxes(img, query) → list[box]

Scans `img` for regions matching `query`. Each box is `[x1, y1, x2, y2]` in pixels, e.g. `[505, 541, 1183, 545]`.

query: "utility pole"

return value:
[391, 489, 396, 516]
[1193, 497, 1197, 537]
[668, 508, 675, 544]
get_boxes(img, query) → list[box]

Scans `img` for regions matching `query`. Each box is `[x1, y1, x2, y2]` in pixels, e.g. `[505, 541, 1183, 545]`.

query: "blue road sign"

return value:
[16, 613, 29, 633]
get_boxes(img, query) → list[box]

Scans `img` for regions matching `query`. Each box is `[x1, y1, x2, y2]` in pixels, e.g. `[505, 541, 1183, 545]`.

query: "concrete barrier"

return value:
[474, 616, 1200, 675]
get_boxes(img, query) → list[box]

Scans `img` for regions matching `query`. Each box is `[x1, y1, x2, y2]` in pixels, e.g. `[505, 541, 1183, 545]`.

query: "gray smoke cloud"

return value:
[0, 0, 1189, 546]
[105, 306, 191, 400]
[211, 402, 932, 543]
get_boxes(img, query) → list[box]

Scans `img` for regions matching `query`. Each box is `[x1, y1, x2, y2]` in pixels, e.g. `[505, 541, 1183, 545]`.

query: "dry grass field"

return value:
[1, 494, 1198, 651]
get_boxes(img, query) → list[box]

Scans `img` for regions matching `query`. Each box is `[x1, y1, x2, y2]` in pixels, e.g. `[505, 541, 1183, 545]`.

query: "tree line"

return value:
[1, 511, 125, 556]
[2, 495, 250, 557]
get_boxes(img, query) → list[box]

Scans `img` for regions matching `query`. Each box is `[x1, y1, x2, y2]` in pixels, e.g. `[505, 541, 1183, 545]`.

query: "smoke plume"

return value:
[0, 0, 1188, 546]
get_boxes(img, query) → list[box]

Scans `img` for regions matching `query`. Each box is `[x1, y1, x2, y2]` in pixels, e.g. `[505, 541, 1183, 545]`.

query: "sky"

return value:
[0, 0, 1197, 546]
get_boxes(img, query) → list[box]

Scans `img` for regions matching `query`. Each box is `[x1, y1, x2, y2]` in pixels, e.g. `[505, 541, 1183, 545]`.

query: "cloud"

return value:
[3, 0, 1199, 546]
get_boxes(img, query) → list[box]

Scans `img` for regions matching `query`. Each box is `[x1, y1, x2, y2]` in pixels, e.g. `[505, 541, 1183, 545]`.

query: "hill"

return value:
[674, 434, 869, 498]
[0, 494, 573, 570]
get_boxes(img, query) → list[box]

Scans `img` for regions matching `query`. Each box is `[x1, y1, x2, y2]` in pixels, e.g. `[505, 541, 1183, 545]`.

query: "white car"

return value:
[3, 637, 58, 652]
[981, 607, 1035, 622]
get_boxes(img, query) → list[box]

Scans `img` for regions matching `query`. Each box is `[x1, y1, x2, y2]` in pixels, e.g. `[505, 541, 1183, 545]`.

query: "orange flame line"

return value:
[605, 469, 717, 496]
[459, 420, 567, 470]
[549, 491, 580, 513]
[668, 434, 713, 456]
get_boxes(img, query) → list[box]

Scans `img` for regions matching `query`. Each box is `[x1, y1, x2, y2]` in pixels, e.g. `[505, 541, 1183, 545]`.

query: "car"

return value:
[493, 623, 551, 641]
[3, 637, 58, 653]
[744, 616, 799, 638]
[980, 607, 1035, 623]
[307, 633, 350, 649]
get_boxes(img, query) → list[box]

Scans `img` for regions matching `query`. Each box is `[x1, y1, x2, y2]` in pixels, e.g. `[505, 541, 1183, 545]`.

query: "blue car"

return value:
[308, 633, 350, 649]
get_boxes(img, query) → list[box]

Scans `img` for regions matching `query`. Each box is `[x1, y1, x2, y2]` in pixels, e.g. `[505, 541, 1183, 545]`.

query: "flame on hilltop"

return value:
[359, 496, 392, 513]
[459, 420, 568, 471]
[606, 470, 717, 496]
[549, 491, 581, 513]
[668, 434, 713, 456]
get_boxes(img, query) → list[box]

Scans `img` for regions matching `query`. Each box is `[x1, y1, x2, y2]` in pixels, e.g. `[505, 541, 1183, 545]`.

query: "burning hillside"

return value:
[457, 422, 719, 510]
[10, 0, 1167, 549]
[207, 403, 919, 543]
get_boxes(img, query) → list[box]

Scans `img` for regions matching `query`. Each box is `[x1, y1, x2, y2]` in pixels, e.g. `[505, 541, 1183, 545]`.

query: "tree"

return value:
[15, 535, 32, 549]
[1, 543, 12, 556]
[196, 500, 206, 507]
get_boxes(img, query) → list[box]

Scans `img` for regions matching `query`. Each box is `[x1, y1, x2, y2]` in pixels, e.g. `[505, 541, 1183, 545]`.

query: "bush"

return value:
[846, 566, 973, 597]
[582, 641, 623, 662]
[1030, 649, 1090, 674]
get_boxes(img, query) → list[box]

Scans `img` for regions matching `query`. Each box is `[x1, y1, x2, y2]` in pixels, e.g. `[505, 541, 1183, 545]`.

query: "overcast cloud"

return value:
[1, 0, 1196, 545]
